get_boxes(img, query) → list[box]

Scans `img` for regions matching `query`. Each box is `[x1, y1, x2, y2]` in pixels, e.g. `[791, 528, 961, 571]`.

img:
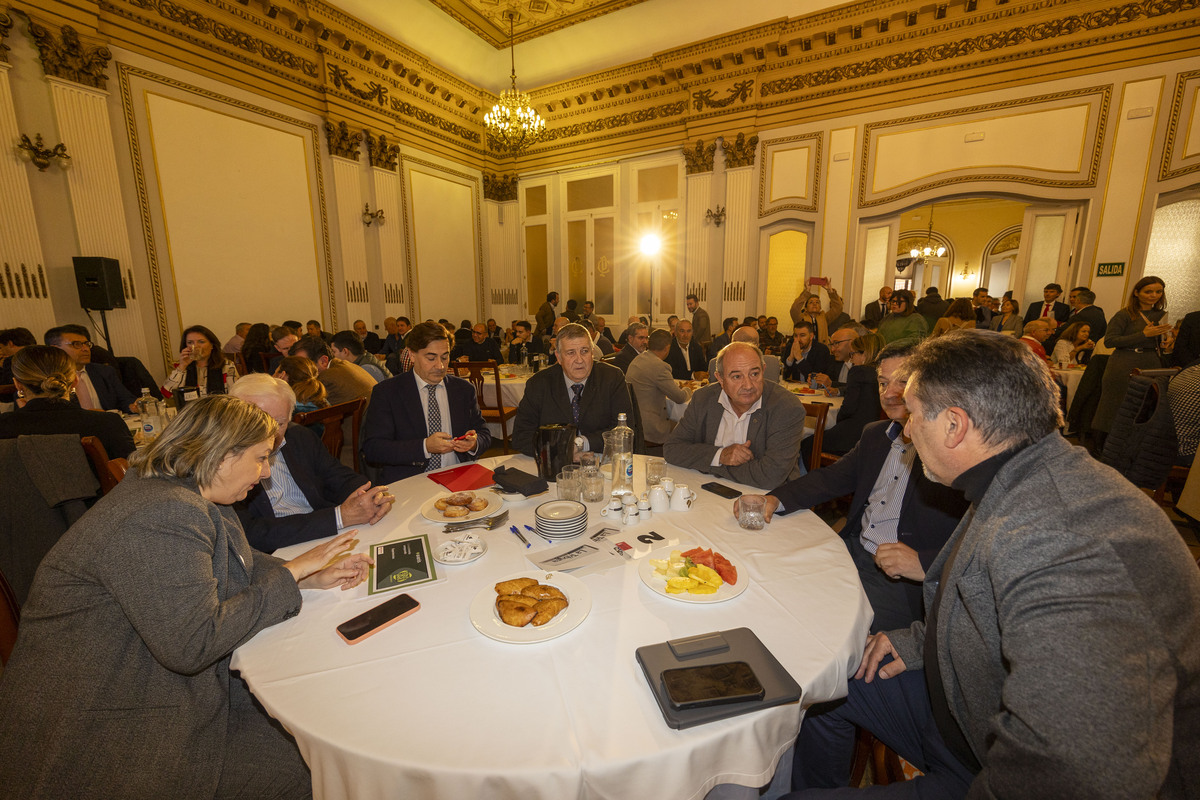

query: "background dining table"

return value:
[233, 454, 872, 800]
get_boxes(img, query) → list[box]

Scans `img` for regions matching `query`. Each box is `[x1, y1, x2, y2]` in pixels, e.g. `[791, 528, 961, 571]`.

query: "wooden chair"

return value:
[801, 402, 829, 473]
[107, 457, 130, 488]
[459, 361, 518, 453]
[0, 567, 18, 666]
[80, 436, 122, 496]
[292, 397, 366, 472]
[849, 728, 910, 787]
[234, 351, 248, 376]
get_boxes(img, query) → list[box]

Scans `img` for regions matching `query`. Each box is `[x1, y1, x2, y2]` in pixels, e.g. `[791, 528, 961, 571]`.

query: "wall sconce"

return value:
[16, 134, 71, 172]
[705, 206, 726, 227]
[362, 203, 385, 226]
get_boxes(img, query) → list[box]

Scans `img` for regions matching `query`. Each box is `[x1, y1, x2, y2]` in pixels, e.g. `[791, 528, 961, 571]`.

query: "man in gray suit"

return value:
[665, 341, 806, 489]
[628, 329, 693, 446]
[789, 329, 1200, 798]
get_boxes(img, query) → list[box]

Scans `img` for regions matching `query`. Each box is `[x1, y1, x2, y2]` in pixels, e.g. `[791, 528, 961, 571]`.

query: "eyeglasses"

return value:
[830, 337, 856, 346]
[64, 340, 93, 349]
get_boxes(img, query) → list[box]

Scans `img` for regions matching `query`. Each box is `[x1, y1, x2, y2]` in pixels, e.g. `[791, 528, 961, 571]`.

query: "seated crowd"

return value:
[0, 274, 1197, 799]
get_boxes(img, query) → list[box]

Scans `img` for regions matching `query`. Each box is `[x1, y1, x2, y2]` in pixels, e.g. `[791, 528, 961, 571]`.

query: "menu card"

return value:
[369, 534, 441, 595]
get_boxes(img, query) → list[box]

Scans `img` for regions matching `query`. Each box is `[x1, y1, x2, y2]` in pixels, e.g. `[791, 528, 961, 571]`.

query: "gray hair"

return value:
[1022, 320, 1049, 335]
[1077, 289, 1096, 305]
[624, 322, 649, 339]
[229, 373, 297, 418]
[555, 322, 592, 350]
[129, 395, 277, 489]
[715, 341, 764, 377]
[837, 322, 869, 337]
[901, 329, 1061, 450]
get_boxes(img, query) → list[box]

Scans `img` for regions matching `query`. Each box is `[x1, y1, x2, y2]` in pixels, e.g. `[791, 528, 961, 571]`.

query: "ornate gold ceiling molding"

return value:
[365, 129, 399, 169]
[29, 21, 112, 89]
[760, 0, 1200, 100]
[324, 119, 362, 159]
[419, 0, 656, 48]
[389, 97, 481, 145]
[691, 79, 755, 113]
[682, 139, 717, 175]
[539, 99, 688, 144]
[328, 62, 386, 107]
[0, 12, 12, 63]
[858, 86, 1111, 208]
[1159, 68, 1200, 182]
[482, 172, 517, 201]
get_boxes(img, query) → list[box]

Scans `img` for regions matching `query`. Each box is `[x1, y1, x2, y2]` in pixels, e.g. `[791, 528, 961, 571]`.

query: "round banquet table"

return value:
[232, 455, 872, 800]
[1051, 366, 1085, 409]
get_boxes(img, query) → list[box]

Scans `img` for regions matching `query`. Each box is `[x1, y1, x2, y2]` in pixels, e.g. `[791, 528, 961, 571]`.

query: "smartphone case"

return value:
[635, 627, 802, 729]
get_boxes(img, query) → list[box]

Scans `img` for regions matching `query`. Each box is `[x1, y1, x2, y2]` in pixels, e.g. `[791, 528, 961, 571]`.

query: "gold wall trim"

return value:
[759, 133, 823, 216]
[859, 86, 1111, 208]
[118, 62, 336, 364]
[682, 138, 717, 175]
[483, 172, 517, 201]
[0, 11, 13, 63]
[1160, 68, 1200, 182]
[365, 128, 399, 170]
[399, 154, 484, 319]
[760, 0, 1200, 100]
[324, 119, 362, 159]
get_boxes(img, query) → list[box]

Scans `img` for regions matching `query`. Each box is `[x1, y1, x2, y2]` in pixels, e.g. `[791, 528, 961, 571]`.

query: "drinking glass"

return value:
[582, 472, 606, 502]
[737, 496, 766, 531]
[557, 472, 582, 502]
[577, 452, 599, 471]
[646, 457, 667, 487]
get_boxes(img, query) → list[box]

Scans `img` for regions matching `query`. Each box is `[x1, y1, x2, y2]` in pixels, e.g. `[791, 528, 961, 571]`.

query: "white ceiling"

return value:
[328, 0, 836, 94]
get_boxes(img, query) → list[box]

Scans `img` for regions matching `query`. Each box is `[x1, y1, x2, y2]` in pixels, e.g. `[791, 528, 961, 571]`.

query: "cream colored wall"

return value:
[405, 162, 481, 324]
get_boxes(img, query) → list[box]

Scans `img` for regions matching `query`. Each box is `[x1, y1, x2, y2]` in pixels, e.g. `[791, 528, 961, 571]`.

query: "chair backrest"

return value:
[234, 351, 248, 376]
[0, 566, 18, 666]
[801, 402, 830, 472]
[292, 397, 366, 472]
[80, 436, 121, 495]
[458, 360, 506, 412]
[625, 383, 648, 454]
[107, 457, 130, 488]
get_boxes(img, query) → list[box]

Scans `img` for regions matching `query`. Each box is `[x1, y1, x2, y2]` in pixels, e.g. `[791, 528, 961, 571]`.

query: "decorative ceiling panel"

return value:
[419, 0, 657, 47]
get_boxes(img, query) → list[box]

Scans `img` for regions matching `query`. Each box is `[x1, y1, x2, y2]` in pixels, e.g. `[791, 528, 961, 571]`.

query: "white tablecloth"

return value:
[1052, 367, 1084, 409]
[232, 458, 872, 800]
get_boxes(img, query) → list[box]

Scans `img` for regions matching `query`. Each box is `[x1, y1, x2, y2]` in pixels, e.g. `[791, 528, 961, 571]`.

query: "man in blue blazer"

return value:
[45, 325, 136, 412]
[230, 375, 395, 552]
[362, 322, 491, 483]
[737, 339, 968, 632]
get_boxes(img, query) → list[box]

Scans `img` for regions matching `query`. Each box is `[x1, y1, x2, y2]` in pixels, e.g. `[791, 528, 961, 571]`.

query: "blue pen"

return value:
[509, 525, 531, 548]
[524, 524, 553, 544]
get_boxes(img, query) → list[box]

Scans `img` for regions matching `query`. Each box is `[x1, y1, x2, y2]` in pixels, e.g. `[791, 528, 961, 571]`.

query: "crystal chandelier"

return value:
[910, 204, 947, 260]
[484, 12, 545, 155]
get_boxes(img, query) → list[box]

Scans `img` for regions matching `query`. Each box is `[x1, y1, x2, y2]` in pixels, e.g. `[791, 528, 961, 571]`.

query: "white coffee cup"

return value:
[669, 485, 695, 512]
[622, 507, 640, 525]
[648, 486, 671, 513]
[661, 477, 675, 496]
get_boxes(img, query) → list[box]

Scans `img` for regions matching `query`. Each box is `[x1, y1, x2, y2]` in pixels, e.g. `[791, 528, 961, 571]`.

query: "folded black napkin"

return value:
[491, 465, 548, 497]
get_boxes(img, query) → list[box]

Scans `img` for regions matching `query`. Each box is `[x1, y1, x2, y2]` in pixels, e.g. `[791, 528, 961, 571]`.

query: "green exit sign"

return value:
[1097, 262, 1125, 277]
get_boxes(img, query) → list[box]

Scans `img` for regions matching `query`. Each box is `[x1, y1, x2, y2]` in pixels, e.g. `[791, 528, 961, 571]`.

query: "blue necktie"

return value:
[426, 383, 442, 471]
[571, 383, 583, 426]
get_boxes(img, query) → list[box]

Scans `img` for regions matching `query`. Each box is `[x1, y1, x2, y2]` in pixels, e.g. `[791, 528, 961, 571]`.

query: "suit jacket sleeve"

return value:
[361, 376, 431, 468]
[664, 391, 722, 472]
[769, 429, 864, 512]
[236, 424, 367, 552]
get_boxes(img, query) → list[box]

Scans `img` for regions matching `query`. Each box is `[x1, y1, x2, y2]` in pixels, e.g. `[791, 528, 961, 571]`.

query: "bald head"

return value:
[731, 326, 761, 345]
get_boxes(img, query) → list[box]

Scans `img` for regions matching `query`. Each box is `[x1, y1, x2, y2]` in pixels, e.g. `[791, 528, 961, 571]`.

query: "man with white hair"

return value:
[230, 374, 394, 552]
[665, 341, 805, 489]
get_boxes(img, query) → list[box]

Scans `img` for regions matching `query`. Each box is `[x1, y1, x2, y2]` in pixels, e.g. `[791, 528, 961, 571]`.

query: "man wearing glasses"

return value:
[812, 324, 866, 391]
[44, 326, 137, 413]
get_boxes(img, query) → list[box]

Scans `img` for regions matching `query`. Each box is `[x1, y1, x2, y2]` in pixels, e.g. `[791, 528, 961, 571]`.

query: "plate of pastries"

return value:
[420, 491, 503, 523]
[469, 571, 591, 644]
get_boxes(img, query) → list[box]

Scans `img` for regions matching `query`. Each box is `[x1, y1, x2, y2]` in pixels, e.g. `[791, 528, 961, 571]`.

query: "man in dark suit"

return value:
[781, 321, 836, 382]
[230, 374, 395, 552]
[665, 319, 706, 379]
[361, 322, 491, 483]
[970, 287, 993, 329]
[862, 286, 892, 327]
[354, 319, 382, 354]
[594, 315, 616, 344]
[512, 323, 633, 455]
[612, 322, 648, 374]
[506, 320, 544, 364]
[45, 325, 136, 412]
[1023, 282, 1071, 328]
[452, 323, 504, 363]
[1064, 286, 1107, 342]
[306, 320, 334, 344]
[741, 338, 968, 631]
[1172, 309, 1200, 368]
[535, 291, 559, 337]
[379, 316, 410, 371]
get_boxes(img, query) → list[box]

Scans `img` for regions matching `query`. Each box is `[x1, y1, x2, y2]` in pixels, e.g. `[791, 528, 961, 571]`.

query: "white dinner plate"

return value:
[534, 500, 587, 521]
[420, 492, 504, 523]
[638, 544, 748, 604]
[470, 571, 591, 644]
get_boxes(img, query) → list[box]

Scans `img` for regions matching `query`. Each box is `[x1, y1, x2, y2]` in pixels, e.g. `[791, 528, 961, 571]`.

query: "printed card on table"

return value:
[369, 534, 441, 595]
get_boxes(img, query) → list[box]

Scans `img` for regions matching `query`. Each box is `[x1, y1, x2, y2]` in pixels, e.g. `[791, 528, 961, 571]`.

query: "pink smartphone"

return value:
[336, 593, 420, 644]
[809, 276, 829, 287]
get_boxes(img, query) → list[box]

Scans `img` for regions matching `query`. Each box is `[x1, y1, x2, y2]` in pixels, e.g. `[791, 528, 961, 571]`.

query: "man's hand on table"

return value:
[719, 441, 754, 466]
[340, 483, 395, 526]
[873, 542, 924, 581]
[856, 632, 906, 683]
[734, 494, 779, 523]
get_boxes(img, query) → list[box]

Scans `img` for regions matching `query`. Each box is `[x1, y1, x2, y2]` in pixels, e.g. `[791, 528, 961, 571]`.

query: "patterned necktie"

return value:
[571, 383, 583, 426]
[426, 383, 442, 471]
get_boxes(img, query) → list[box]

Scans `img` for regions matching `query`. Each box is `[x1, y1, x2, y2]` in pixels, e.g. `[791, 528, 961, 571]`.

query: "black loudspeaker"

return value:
[73, 256, 126, 310]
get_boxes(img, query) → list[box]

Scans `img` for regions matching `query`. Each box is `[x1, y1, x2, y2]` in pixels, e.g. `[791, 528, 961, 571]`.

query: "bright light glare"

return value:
[639, 234, 662, 256]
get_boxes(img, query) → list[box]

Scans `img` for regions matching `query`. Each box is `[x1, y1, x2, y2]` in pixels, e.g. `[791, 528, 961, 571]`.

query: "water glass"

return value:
[582, 471, 606, 502]
[646, 457, 667, 487]
[737, 496, 766, 531]
[577, 452, 599, 471]
[557, 472, 582, 502]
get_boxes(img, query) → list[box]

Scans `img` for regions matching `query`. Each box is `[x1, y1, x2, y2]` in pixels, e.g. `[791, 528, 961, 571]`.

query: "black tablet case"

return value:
[635, 627, 803, 729]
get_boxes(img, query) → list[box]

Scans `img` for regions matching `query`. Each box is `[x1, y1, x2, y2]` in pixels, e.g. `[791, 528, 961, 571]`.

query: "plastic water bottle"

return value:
[610, 413, 635, 496]
[223, 360, 238, 391]
[137, 389, 164, 443]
